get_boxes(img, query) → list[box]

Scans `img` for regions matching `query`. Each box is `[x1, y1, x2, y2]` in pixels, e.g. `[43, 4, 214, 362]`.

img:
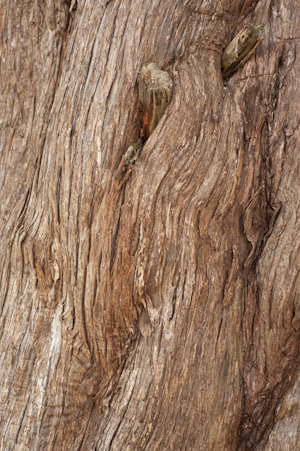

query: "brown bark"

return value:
[1, 1, 300, 450]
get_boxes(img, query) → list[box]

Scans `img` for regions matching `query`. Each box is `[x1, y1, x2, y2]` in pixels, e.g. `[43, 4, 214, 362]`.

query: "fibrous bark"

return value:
[1, 1, 300, 450]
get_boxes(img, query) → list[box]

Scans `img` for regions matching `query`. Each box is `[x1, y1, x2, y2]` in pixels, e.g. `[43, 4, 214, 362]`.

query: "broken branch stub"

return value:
[138, 63, 173, 140]
[221, 24, 266, 78]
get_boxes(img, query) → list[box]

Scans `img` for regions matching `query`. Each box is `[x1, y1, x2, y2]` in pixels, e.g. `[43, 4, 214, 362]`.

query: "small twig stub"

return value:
[123, 139, 143, 167]
[221, 24, 266, 78]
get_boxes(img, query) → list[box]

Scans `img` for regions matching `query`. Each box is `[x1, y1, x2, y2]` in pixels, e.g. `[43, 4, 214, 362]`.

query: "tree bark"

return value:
[1, 1, 300, 450]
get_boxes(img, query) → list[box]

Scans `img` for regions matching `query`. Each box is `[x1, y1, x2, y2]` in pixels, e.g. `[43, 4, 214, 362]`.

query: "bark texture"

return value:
[1, 1, 300, 450]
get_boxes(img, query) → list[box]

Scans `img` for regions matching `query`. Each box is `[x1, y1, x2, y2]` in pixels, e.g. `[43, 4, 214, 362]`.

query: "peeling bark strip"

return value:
[222, 24, 265, 78]
[138, 62, 173, 140]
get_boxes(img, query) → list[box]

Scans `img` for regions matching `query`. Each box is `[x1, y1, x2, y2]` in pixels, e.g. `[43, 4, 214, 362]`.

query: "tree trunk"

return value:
[1, 1, 300, 450]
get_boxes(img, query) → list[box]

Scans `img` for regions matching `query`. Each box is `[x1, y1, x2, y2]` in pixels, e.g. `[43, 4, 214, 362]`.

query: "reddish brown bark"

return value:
[1, 1, 300, 450]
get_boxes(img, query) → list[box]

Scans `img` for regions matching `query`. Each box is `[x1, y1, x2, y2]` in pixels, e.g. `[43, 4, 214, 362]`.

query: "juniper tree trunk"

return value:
[1, 1, 300, 450]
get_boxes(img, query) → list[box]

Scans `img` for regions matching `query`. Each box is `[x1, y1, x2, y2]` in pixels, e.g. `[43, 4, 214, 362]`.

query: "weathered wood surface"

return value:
[1, 1, 300, 450]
